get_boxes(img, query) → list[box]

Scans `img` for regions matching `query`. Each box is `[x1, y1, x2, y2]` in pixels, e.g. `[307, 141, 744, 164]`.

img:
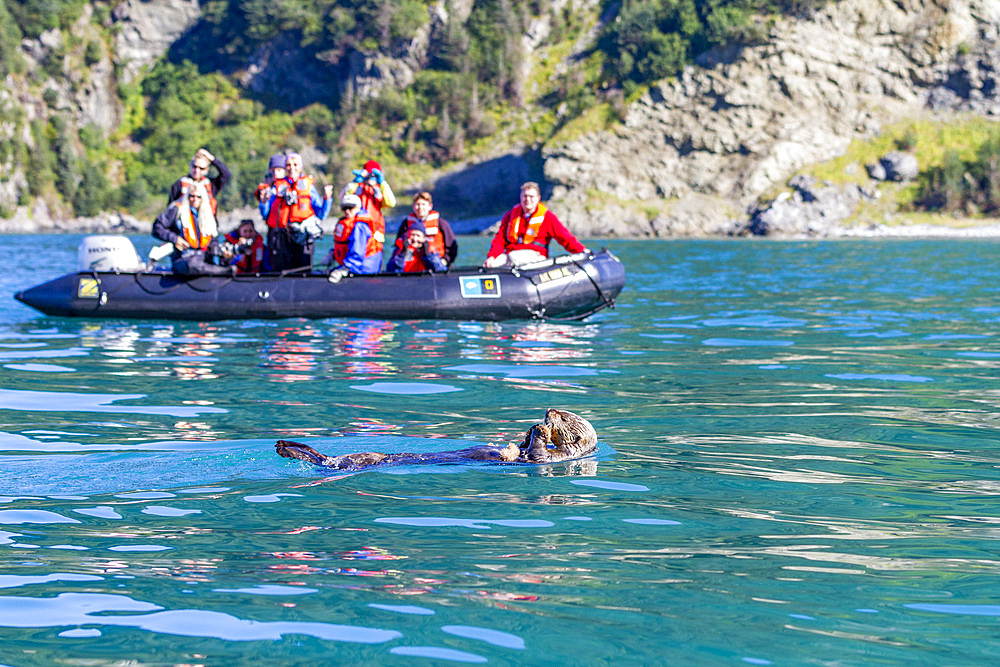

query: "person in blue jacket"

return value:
[324, 193, 383, 281]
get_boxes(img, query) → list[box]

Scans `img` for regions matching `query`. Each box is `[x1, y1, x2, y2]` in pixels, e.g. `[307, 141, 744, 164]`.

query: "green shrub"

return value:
[599, 0, 828, 89]
[6, 0, 86, 39]
[0, 0, 24, 76]
[916, 133, 1000, 215]
[73, 160, 110, 216]
[84, 38, 102, 66]
[389, 0, 427, 41]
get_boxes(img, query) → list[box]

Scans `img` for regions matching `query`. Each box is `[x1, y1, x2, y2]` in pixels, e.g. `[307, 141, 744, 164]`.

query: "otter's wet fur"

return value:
[275, 408, 597, 471]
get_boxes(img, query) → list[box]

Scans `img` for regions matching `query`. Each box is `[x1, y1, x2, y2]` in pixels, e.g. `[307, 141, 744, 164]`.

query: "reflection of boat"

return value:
[16, 250, 625, 322]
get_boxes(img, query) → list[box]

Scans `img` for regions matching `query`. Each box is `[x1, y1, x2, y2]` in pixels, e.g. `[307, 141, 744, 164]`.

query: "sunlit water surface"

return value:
[1, 235, 999, 665]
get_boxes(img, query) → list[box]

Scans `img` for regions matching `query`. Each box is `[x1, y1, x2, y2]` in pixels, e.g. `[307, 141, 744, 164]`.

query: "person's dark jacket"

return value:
[152, 204, 221, 261]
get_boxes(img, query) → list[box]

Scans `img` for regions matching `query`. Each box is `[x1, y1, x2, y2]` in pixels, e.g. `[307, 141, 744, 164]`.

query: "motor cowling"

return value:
[77, 235, 145, 273]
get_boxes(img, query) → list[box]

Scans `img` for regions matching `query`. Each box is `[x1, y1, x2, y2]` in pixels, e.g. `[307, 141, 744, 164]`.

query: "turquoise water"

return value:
[1, 235, 1000, 664]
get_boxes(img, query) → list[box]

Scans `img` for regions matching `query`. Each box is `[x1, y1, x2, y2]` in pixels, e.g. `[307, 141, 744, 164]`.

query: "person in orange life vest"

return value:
[387, 223, 448, 274]
[260, 152, 333, 272]
[168, 148, 231, 215]
[347, 159, 395, 251]
[324, 193, 383, 281]
[393, 191, 458, 266]
[484, 181, 588, 267]
[254, 153, 287, 216]
[152, 183, 235, 276]
[223, 219, 268, 274]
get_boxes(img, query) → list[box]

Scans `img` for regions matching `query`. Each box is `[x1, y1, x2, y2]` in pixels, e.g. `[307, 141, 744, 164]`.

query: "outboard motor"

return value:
[77, 235, 145, 273]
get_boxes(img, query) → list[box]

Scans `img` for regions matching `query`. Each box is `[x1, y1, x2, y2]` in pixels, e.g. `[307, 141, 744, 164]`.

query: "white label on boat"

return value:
[460, 275, 501, 298]
[537, 266, 574, 283]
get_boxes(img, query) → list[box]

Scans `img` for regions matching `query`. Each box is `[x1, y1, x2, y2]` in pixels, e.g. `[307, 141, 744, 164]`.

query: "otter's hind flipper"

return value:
[275, 440, 331, 466]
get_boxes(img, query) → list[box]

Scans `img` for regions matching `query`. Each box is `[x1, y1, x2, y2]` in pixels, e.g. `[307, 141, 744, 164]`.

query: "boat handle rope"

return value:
[130, 272, 233, 295]
[570, 253, 615, 311]
[183, 275, 235, 292]
[87, 272, 171, 301]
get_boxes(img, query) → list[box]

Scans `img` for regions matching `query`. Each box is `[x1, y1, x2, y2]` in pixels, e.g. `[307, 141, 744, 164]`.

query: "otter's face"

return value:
[544, 409, 597, 449]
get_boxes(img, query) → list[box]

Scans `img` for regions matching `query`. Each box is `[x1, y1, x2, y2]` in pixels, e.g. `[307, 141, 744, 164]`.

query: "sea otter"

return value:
[275, 408, 597, 471]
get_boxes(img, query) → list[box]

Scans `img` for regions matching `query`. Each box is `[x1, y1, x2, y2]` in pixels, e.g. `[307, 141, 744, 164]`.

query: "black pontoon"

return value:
[15, 250, 625, 322]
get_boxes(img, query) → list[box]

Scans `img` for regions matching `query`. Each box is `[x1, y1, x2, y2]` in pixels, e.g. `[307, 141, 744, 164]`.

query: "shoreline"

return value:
[4, 206, 1000, 239]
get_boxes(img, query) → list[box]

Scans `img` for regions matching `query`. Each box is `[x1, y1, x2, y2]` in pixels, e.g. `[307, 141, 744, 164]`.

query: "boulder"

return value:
[741, 179, 878, 237]
[881, 151, 919, 181]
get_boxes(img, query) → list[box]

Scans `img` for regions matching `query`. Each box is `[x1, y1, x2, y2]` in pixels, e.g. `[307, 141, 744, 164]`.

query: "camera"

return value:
[221, 237, 253, 257]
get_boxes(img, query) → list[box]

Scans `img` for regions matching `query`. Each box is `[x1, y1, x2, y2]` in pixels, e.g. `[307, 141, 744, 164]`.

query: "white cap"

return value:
[340, 193, 362, 209]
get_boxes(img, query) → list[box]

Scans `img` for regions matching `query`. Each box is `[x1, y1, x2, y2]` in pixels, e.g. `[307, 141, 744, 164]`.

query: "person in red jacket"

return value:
[387, 224, 448, 274]
[394, 191, 457, 267]
[484, 182, 588, 267]
[223, 219, 267, 274]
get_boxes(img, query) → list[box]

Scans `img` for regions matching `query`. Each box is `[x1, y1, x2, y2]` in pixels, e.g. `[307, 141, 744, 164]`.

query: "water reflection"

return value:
[455, 322, 601, 363]
[339, 321, 397, 377]
[262, 326, 323, 382]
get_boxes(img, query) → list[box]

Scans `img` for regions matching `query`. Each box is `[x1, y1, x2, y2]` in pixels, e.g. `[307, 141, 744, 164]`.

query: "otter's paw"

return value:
[525, 423, 554, 463]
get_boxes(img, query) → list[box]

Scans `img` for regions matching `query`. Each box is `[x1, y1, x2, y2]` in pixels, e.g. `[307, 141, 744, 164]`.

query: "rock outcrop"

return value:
[112, 0, 201, 82]
[7, 0, 1000, 238]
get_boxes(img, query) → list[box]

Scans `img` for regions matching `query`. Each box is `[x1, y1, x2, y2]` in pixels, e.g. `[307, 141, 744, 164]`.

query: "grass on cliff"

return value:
[801, 115, 1000, 224]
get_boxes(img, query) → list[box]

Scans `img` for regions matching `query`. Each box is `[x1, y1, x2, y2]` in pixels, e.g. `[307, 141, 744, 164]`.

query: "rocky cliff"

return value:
[540, 0, 1000, 237]
[3, 0, 1000, 237]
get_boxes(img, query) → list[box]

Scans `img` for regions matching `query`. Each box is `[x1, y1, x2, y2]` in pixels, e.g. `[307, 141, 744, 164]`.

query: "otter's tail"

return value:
[275, 440, 328, 466]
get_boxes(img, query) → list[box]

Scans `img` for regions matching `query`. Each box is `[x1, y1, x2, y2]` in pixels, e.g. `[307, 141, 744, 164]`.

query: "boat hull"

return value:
[15, 250, 625, 322]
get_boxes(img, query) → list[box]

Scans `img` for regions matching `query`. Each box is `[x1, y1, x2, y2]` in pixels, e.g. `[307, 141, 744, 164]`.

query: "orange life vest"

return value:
[176, 201, 213, 251]
[256, 182, 283, 230]
[273, 177, 317, 228]
[224, 230, 265, 273]
[354, 182, 386, 250]
[180, 176, 218, 215]
[333, 210, 380, 264]
[503, 203, 548, 254]
[397, 211, 446, 258]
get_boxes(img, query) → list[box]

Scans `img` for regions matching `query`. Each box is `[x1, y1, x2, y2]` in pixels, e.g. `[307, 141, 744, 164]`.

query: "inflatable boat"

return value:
[15, 241, 625, 322]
